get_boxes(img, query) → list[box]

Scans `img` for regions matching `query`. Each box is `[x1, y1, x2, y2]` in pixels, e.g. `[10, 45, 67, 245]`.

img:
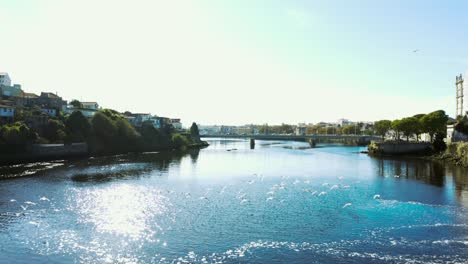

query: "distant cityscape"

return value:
[198, 119, 374, 136]
[0, 72, 182, 131]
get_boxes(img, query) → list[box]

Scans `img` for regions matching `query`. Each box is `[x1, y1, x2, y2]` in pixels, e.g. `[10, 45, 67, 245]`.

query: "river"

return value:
[0, 138, 467, 263]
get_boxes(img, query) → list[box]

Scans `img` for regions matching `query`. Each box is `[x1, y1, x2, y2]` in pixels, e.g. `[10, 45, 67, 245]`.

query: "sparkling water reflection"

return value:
[0, 138, 467, 263]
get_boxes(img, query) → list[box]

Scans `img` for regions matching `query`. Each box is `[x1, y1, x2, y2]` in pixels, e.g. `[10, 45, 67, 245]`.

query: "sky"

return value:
[1, 0, 468, 126]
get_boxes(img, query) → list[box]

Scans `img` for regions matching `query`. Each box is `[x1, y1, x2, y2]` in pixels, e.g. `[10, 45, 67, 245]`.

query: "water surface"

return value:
[0, 138, 467, 263]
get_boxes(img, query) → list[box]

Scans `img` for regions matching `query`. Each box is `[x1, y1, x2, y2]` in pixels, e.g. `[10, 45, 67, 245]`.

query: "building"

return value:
[0, 84, 22, 97]
[295, 123, 307, 135]
[81, 102, 99, 110]
[0, 104, 15, 120]
[18, 92, 39, 107]
[199, 125, 222, 135]
[63, 106, 97, 118]
[35, 92, 67, 109]
[41, 108, 57, 117]
[63, 100, 98, 118]
[171, 119, 182, 130]
[0, 73, 11, 87]
[337, 118, 351, 127]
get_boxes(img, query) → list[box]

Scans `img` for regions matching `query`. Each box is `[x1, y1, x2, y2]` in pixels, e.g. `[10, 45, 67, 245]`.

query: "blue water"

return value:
[0, 139, 467, 263]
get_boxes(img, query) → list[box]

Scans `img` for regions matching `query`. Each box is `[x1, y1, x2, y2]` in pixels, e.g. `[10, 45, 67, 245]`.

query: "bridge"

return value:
[201, 134, 382, 146]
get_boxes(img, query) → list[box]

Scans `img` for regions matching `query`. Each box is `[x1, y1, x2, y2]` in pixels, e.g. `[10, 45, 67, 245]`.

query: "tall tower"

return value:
[456, 74, 464, 117]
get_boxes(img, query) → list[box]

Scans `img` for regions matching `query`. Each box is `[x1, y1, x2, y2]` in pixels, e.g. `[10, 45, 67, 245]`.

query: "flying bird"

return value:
[412, 49, 419, 53]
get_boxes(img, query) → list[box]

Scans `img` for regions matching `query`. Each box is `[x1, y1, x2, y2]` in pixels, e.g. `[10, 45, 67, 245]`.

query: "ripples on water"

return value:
[0, 139, 467, 263]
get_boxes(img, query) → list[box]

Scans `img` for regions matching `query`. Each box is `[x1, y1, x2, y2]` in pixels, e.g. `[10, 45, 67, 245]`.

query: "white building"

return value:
[171, 119, 182, 130]
[63, 106, 97, 118]
[0, 73, 11, 87]
[337, 118, 351, 127]
[81, 102, 99, 110]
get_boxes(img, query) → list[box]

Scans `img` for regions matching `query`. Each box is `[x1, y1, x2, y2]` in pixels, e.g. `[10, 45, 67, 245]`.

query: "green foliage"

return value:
[391, 119, 402, 140]
[0, 122, 37, 153]
[190, 122, 199, 137]
[259, 123, 294, 134]
[42, 119, 66, 143]
[65, 111, 92, 142]
[341, 124, 356, 135]
[70, 99, 82, 108]
[171, 133, 189, 149]
[398, 117, 421, 141]
[420, 110, 448, 142]
[90, 109, 139, 154]
[374, 120, 392, 138]
[454, 116, 468, 135]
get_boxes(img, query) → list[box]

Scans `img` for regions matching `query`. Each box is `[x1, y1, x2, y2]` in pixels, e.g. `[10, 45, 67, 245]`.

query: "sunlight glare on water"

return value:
[0, 138, 467, 263]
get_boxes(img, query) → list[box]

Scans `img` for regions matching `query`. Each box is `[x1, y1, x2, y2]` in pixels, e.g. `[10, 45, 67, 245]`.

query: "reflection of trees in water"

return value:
[188, 149, 200, 164]
[375, 157, 446, 187]
[445, 165, 468, 207]
[373, 156, 468, 204]
[66, 151, 192, 183]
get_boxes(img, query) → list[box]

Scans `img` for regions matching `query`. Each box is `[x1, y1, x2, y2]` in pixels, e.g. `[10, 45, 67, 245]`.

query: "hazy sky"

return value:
[1, 0, 467, 126]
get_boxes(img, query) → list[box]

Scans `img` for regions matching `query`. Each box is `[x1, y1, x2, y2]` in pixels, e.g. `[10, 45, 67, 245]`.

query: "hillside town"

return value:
[0, 72, 183, 131]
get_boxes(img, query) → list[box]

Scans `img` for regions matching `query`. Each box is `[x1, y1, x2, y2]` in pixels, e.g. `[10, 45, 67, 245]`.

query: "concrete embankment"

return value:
[0, 143, 89, 165]
[368, 141, 432, 155]
[0, 140, 210, 166]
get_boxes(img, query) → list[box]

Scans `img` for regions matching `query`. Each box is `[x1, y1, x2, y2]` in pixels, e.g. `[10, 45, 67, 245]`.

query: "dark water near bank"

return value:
[0, 139, 467, 263]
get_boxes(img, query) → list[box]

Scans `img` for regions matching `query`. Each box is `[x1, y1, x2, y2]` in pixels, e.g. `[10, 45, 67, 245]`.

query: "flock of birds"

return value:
[173, 173, 385, 210]
[8, 196, 50, 212]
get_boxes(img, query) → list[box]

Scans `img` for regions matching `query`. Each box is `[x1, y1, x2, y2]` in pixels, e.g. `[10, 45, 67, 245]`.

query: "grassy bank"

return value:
[433, 142, 468, 167]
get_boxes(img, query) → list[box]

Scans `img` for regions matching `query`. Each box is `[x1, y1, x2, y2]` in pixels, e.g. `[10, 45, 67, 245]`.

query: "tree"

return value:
[412, 114, 425, 141]
[65, 111, 91, 142]
[42, 119, 66, 143]
[374, 120, 392, 139]
[90, 109, 140, 153]
[0, 122, 37, 153]
[70, 99, 82, 108]
[190, 122, 200, 137]
[171, 133, 189, 149]
[398, 117, 420, 141]
[341, 124, 355, 135]
[391, 119, 402, 140]
[420, 110, 448, 142]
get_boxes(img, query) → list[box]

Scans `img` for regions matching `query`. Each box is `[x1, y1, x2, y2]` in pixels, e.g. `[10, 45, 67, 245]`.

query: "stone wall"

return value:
[368, 141, 432, 155]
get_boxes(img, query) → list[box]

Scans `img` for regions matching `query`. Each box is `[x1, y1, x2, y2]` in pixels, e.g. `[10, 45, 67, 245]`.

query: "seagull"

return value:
[342, 203, 352, 208]
[412, 49, 419, 53]
[373, 194, 381, 199]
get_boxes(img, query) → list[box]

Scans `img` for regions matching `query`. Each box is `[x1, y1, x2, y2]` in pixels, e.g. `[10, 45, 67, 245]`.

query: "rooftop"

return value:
[40, 92, 61, 99]
[23, 92, 39, 98]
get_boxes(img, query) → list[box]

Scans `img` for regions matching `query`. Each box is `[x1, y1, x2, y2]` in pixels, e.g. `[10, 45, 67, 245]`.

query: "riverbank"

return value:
[430, 142, 468, 167]
[368, 141, 432, 155]
[0, 140, 209, 166]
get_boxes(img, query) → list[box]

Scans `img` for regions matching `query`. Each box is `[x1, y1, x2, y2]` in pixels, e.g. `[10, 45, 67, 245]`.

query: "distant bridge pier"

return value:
[250, 138, 255, 149]
[308, 139, 317, 148]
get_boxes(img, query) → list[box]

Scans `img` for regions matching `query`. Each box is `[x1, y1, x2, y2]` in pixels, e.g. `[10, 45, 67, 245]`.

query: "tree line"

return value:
[373, 110, 448, 143]
[0, 107, 202, 155]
